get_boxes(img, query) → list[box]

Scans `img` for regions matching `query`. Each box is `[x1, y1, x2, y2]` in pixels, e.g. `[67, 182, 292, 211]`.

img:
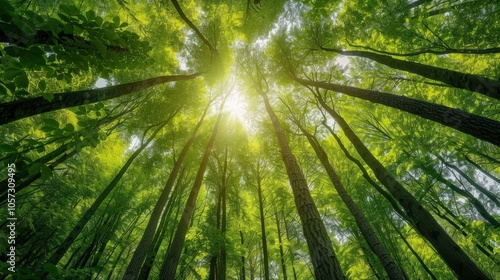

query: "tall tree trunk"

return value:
[239, 230, 246, 280]
[138, 173, 186, 279]
[292, 117, 407, 279]
[316, 97, 489, 279]
[463, 154, 500, 185]
[0, 73, 199, 125]
[121, 102, 210, 280]
[386, 218, 438, 280]
[415, 160, 500, 228]
[260, 91, 345, 280]
[159, 105, 225, 279]
[219, 145, 228, 280]
[319, 47, 500, 100]
[321, 121, 410, 222]
[256, 160, 270, 280]
[439, 155, 500, 208]
[275, 211, 288, 280]
[293, 77, 500, 147]
[41, 120, 170, 277]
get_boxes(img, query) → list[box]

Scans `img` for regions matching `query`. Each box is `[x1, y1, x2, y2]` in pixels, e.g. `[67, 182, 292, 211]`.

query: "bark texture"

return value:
[293, 77, 500, 147]
[261, 91, 345, 280]
[317, 98, 489, 279]
[320, 47, 500, 100]
[0, 73, 199, 125]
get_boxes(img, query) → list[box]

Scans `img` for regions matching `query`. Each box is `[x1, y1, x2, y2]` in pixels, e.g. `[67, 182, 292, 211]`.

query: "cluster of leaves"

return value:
[0, 0, 152, 102]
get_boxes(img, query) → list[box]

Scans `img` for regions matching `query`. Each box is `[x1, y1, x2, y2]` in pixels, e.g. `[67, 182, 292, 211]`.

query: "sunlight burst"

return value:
[224, 85, 249, 123]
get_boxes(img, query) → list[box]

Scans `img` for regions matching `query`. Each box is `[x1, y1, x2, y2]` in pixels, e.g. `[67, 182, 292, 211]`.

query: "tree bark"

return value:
[316, 97, 489, 279]
[159, 106, 225, 279]
[0, 73, 199, 125]
[293, 76, 500, 147]
[275, 211, 288, 280]
[260, 91, 345, 280]
[291, 117, 406, 279]
[122, 102, 210, 280]
[319, 47, 500, 100]
[256, 160, 270, 280]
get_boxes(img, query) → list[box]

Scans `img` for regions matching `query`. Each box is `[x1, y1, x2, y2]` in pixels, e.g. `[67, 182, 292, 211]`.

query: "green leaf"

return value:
[4, 68, 23, 80]
[0, 144, 17, 154]
[92, 39, 107, 56]
[113, 16, 120, 27]
[14, 71, 29, 88]
[40, 165, 53, 180]
[43, 118, 59, 128]
[38, 80, 46, 91]
[41, 91, 54, 102]
[28, 163, 42, 176]
[86, 10, 96, 21]
[4, 46, 22, 57]
[63, 123, 75, 132]
[43, 263, 59, 275]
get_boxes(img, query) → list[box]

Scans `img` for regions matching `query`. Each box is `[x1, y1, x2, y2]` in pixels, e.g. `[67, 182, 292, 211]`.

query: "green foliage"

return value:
[1, 0, 499, 279]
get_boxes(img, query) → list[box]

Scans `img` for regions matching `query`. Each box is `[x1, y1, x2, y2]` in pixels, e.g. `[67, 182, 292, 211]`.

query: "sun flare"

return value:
[224, 86, 249, 123]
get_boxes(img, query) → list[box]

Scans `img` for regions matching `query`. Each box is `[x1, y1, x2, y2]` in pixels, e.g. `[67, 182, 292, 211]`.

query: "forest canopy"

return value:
[0, 0, 499, 279]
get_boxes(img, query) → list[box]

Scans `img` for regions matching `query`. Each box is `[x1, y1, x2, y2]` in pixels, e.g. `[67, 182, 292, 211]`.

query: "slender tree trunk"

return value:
[256, 160, 270, 280]
[260, 91, 345, 280]
[321, 122, 410, 222]
[219, 145, 228, 280]
[0, 148, 77, 205]
[121, 103, 210, 280]
[159, 106, 225, 279]
[293, 119, 406, 279]
[316, 97, 489, 279]
[463, 154, 500, 185]
[275, 211, 288, 280]
[41, 120, 170, 277]
[416, 160, 500, 227]
[240, 230, 246, 280]
[282, 213, 298, 280]
[170, 0, 217, 55]
[293, 77, 500, 147]
[386, 218, 438, 280]
[319, 47, 500, 100]
[439, 156, 500, 207]
[429, 202, 498, 263]
[0, 73, 199, 125]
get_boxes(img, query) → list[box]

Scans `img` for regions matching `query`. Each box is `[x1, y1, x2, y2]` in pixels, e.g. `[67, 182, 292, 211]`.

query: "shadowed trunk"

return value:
[293, 76, 500, 147]
[316, 96, 489, 279]
[0, 73, 199, 125]
[260, 90, 345, 280]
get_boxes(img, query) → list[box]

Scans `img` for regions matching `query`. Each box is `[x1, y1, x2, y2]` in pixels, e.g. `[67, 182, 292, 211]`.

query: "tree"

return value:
[0, 73, 199, 125]
[159, 99, 226, 279]
[314, 93, 489, 279]
[1, 1, 499, 279]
